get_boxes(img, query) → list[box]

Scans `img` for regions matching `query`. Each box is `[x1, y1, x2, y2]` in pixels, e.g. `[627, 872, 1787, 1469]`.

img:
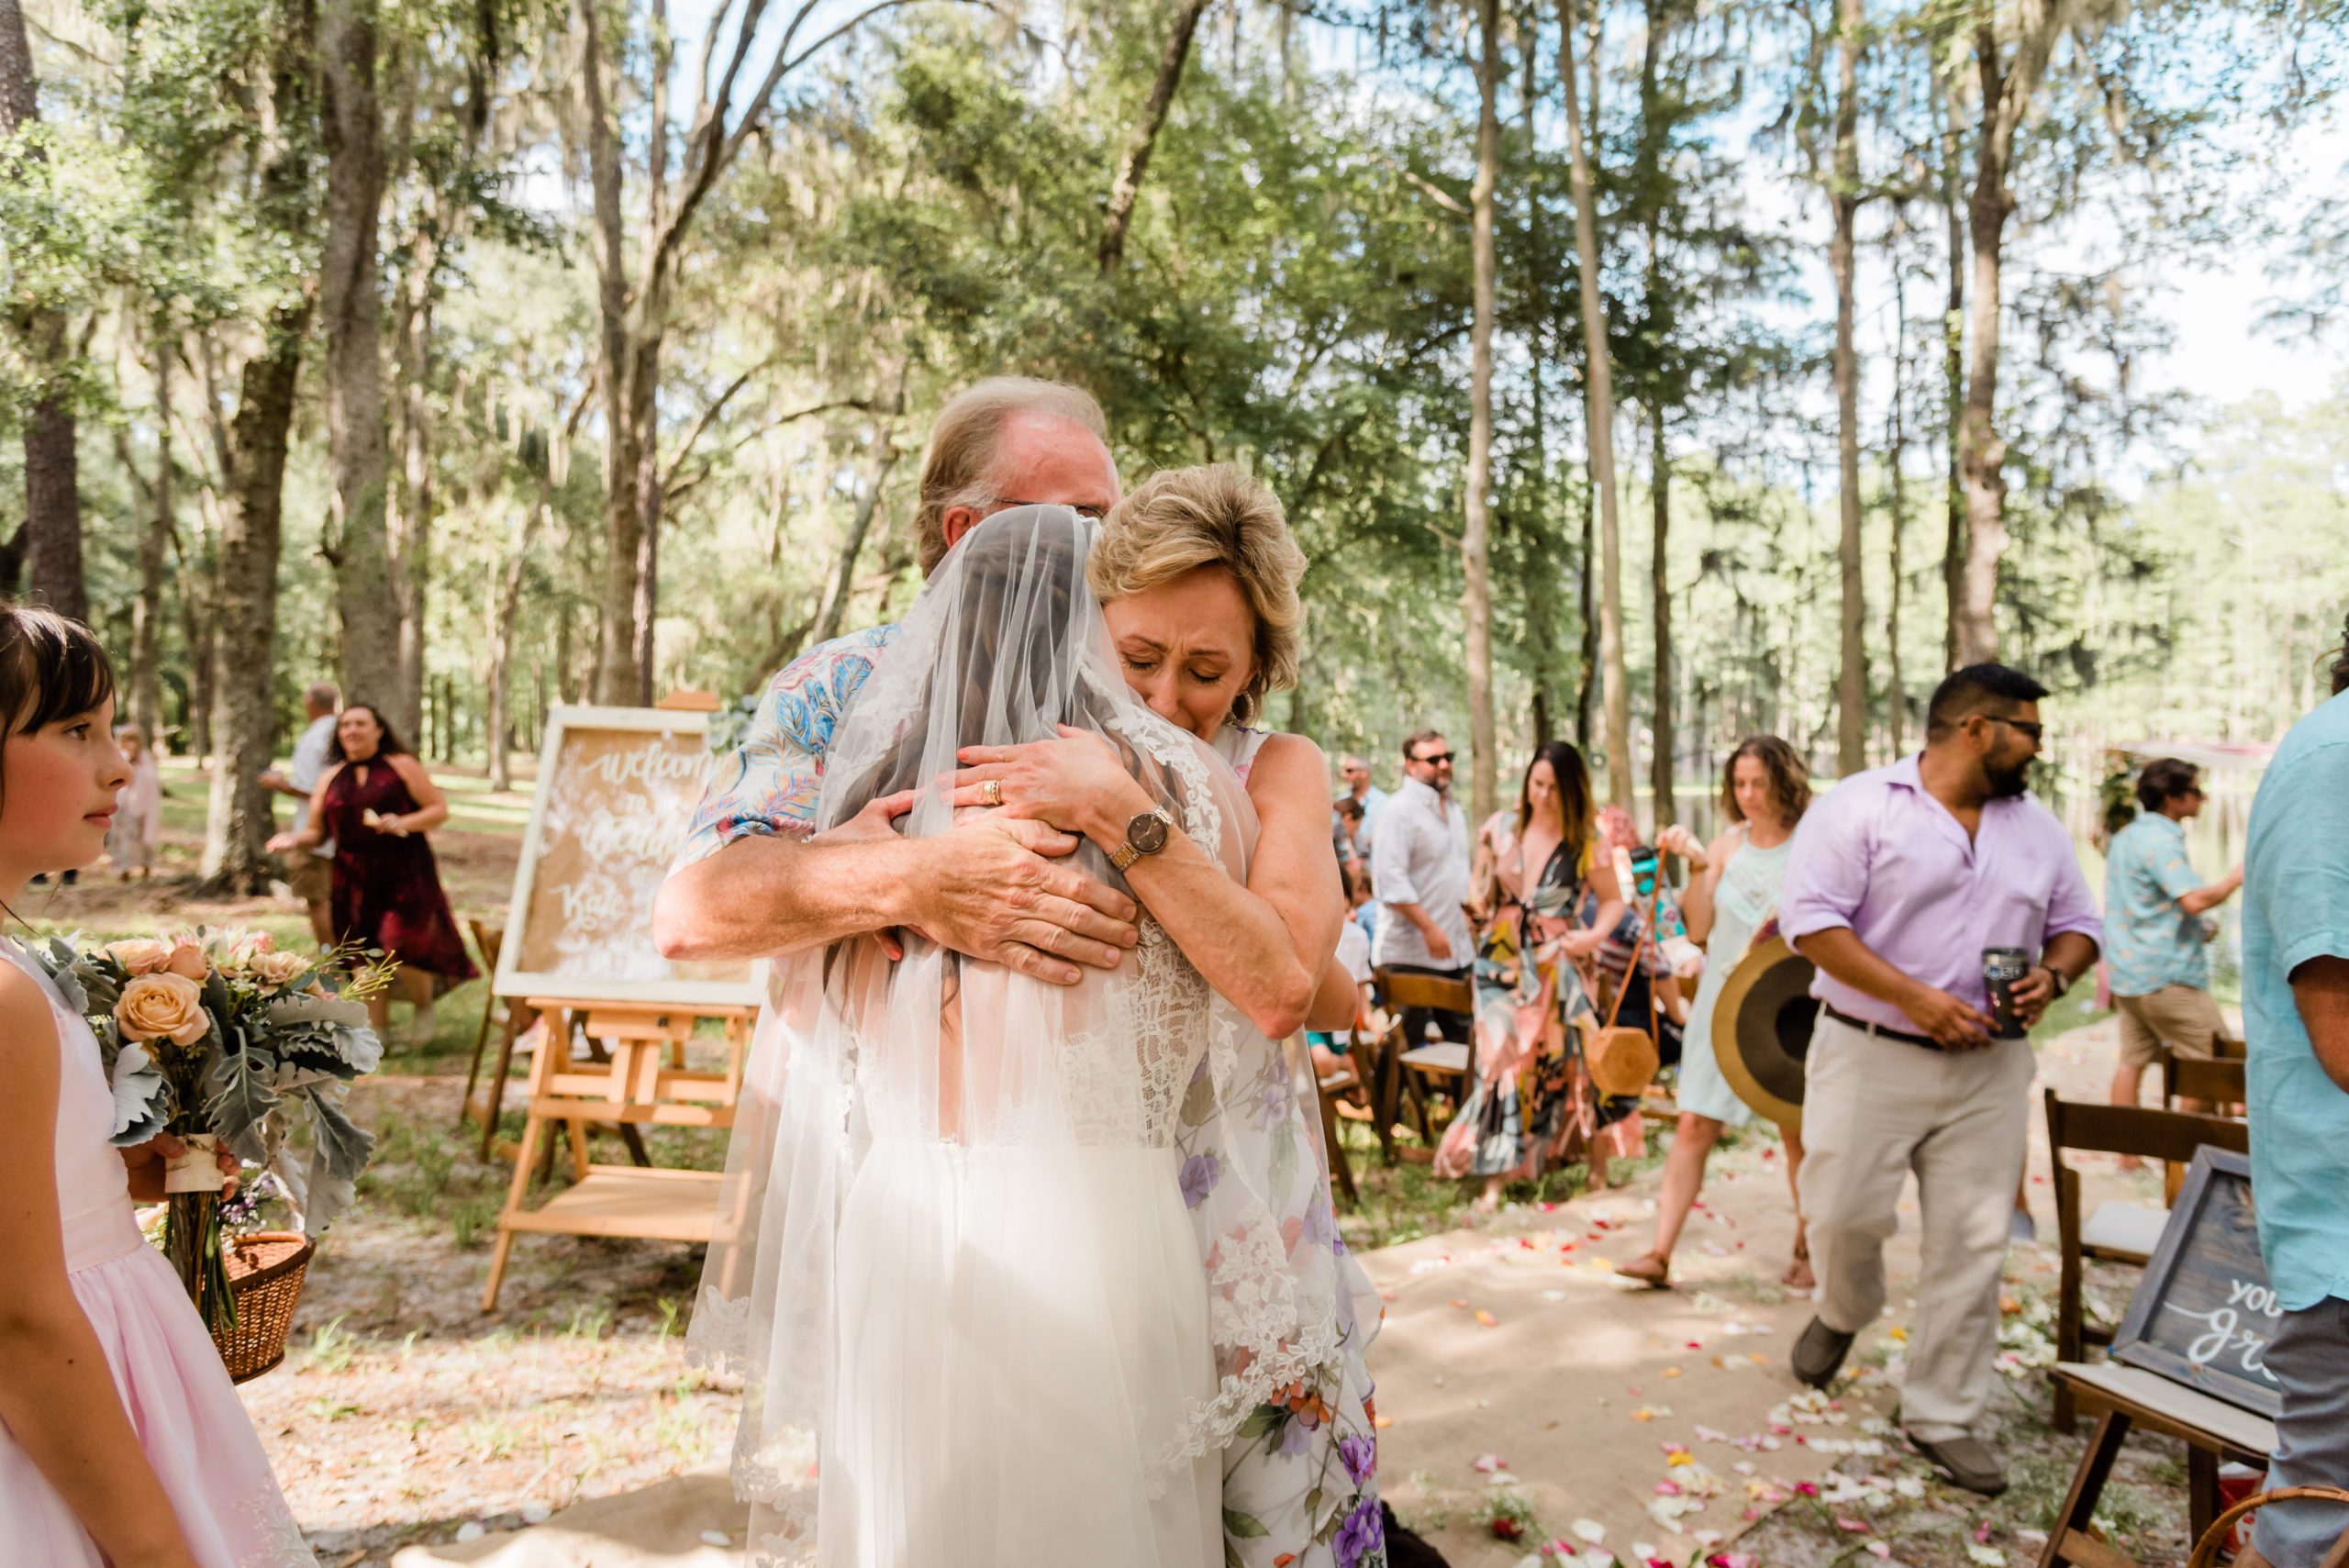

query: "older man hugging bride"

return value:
[653, 379, 1384, 1568]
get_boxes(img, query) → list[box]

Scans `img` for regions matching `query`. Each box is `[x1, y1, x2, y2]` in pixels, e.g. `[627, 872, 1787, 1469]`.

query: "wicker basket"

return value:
[211, 1230, 316, 1385]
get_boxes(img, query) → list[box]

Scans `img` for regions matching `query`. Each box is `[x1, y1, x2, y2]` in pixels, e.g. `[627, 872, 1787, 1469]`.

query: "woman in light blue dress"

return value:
[1620, 736, 1812, 1291]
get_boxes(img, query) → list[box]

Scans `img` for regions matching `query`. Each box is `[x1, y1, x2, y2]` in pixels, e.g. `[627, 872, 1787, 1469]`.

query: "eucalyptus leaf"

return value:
[206, 1045, 277, 1163]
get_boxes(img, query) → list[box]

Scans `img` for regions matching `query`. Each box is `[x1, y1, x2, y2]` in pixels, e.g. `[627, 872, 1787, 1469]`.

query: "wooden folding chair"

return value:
[458, 921, 539, 1142]
[1315, 1035, 1362, 1204]
[1373, 967, 1475, 1152]
[481, 1002, 753, 1311]
[2165, 1054, 2247, 1112]
[2043, 1090, 2250, 1431]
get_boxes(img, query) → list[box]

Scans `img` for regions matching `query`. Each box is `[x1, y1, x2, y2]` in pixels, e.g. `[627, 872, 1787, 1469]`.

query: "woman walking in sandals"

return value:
[1620, 736, 1812, 1290]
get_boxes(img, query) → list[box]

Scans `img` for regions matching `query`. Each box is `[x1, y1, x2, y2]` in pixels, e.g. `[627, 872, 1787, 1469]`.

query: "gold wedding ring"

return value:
[980, 779, 1004, 807]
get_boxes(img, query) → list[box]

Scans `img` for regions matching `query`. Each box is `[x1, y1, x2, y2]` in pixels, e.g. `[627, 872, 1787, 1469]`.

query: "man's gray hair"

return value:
[913, 377, 1108, 573]
[306, 681, 342, 711]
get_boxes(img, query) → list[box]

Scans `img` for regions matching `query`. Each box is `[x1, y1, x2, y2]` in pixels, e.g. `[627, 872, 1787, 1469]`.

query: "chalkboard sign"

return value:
[494, 706, 763, 1007]
[2110, 1147, 2282, 1419]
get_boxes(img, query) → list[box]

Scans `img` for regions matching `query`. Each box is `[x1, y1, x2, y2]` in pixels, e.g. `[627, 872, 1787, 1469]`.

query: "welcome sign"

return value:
[495, 706, 764, 1007]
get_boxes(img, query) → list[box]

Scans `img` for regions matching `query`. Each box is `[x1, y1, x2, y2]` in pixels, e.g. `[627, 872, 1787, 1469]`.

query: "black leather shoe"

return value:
[1792, 1316, 1856, 1389]
[1908, 1431, 2009, 1496]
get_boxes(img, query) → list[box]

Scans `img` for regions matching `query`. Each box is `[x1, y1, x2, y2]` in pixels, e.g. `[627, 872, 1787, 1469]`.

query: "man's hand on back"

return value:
[912, 815, 1140, 984]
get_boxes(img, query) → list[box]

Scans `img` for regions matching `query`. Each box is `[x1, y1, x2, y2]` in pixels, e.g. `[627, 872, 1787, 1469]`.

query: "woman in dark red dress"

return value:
[269, 704, 476, 1044]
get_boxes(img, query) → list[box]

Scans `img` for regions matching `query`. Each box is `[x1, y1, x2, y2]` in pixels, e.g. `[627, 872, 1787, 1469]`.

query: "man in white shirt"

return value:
[1338, 753, 1388, 853]
[1371, 729, 1474, 1044]
[262, 682, 341, 946]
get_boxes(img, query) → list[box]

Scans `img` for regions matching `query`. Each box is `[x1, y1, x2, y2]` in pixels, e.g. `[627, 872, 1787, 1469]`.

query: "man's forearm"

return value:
[1793, 927, 1935, 1016]
[1389, 900, 1438, 940]
[653, 834, 913, 962]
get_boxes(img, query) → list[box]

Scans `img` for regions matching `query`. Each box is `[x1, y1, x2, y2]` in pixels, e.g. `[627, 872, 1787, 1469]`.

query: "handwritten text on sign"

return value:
[518, 729, 713, 983]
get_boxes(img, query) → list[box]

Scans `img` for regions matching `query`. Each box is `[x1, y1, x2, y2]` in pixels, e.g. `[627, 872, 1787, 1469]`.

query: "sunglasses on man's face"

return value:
[1984, 717, 2044, 743]
[1412, 751, 1455, 766]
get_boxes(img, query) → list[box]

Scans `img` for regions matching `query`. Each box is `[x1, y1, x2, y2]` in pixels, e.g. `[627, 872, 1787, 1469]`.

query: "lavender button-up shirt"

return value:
[1777, 753, 2102, 1033]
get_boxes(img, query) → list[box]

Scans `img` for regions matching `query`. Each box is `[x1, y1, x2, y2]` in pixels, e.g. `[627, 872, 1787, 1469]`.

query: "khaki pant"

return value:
[2113, 984, 2222, 1070]
[1798, 1015, 2033, 1441]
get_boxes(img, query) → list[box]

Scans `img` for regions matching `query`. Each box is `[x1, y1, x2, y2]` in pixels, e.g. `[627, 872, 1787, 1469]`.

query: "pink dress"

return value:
[0, 940, 311, 1568]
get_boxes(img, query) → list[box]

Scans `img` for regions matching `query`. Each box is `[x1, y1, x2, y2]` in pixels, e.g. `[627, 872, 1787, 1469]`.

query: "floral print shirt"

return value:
[673, 625, 899, 870]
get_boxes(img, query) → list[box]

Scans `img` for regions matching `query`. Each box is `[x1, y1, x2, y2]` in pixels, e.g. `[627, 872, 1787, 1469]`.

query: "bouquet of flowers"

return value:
[31, 927, 390, 1330]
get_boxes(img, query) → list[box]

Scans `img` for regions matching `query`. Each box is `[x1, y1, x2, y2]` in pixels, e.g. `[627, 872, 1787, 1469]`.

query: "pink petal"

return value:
[1837, 1518, 1872, 1533]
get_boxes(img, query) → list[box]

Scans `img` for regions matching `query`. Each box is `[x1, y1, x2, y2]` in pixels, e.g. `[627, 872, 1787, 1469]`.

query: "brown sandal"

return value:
[1618, 1252, 1671, 1289]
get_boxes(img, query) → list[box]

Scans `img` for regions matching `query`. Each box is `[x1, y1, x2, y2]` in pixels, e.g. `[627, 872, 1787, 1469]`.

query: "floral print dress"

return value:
[676, 642, 1386, 1568]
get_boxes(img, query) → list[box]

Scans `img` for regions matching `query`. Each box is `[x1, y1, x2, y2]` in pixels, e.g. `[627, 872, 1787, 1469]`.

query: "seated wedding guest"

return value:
[1620, 736, 1812, 1290]
[2236, 620, 2349, 1568]
[0, 604, 307, 1567]
[1333, 793, 1367, 884]
[1436, 740, 1627, 1208]
[1372, 728, 1475, 1044]
[269, 704, 477, 1045]
[1308, 867, 1377, 1080]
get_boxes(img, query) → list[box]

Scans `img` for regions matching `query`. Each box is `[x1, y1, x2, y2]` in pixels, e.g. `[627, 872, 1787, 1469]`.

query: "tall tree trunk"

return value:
[1650, 414, 1673, 831]
[173, 524, 216, 763]
[578, 0, 646, 706]
[1461, 0, 1501, 825]
[627, 0, 671, 705]
[202, 311, 307, 894]
[485, 501, 543, 792]
[1099, 0, 1212, 272]
[0, 0, 83, 620]
[1831, 0, 1865, 773]
[1888, 261, 1909, 756]
[1557, 0, 1631, 805]
[132, 331, 171, 748]
[321, 0, 397, 709]
[1522, 17, 1557, 746]
[1953, 26, 2013, 668]
[1952, 17, 2061, 667]
[1575, 474, 1596, 751]
[1938, 69, 1965, 673]
[811, 425, 904, 649]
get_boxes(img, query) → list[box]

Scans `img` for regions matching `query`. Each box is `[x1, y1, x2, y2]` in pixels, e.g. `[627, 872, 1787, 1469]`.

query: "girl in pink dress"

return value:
[0, 605, 309, 1568]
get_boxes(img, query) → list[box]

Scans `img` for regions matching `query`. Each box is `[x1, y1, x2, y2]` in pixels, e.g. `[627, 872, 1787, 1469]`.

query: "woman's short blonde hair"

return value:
[1087, 463, 1305, 727]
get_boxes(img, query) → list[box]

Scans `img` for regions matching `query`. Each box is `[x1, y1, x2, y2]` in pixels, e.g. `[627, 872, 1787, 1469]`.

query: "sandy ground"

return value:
[344, 1011, 2201, 1568]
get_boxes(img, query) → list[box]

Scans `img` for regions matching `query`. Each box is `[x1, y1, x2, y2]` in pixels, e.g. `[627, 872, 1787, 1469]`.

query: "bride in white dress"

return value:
[692, 506, 1288, 1566]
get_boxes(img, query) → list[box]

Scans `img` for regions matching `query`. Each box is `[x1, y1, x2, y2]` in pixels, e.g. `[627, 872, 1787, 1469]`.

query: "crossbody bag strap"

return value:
[1600, 886, 1660, 1033]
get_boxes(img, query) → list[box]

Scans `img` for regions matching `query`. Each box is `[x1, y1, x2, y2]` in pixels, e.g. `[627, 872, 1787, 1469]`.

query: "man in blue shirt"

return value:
[2102, 757, 2242, 1124]
[2240, 639, 2349, 1568]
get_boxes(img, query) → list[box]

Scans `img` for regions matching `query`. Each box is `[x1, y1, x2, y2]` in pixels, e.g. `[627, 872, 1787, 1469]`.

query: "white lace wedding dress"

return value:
[689, 507, 1301, 1567]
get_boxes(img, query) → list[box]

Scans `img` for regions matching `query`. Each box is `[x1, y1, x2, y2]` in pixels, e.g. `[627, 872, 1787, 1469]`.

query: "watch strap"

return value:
[1111, 806, 1174, 872]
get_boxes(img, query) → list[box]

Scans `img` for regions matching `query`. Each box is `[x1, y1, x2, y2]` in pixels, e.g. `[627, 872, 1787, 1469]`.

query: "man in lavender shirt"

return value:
[1776, 664, 2101, 1496]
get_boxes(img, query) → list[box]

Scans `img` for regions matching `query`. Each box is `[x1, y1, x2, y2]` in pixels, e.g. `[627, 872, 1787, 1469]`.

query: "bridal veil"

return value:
[689, 506, 1373, 1566]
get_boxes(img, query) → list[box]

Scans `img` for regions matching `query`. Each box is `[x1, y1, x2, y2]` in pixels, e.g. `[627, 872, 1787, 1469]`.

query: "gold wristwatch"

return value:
[1110, 806, 1175, 871]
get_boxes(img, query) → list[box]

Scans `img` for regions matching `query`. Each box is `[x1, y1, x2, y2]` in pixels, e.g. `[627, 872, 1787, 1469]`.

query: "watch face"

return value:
[1128, 808, 1171, 855]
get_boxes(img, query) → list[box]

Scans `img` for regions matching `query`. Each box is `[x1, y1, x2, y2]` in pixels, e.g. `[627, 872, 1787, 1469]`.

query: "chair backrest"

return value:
[2169, 1055, 2248, 1106]
[1375, 966, 1475, 1017]
[2044, 1088, 2248, 1165]
[468, 917, 504, 974]
[2214, 1033, 2247, 1062]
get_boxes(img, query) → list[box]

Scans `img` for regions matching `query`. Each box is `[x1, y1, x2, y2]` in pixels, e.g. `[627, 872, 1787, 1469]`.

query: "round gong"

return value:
[1709, 934, 1820, 1131]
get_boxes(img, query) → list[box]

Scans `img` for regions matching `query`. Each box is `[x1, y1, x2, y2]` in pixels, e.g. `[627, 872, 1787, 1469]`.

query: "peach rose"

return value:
[248, 950, 307, 990]
[116, 973, 211, 1047]
[161, 940, 210, 982]
[106, 939, 172, 975]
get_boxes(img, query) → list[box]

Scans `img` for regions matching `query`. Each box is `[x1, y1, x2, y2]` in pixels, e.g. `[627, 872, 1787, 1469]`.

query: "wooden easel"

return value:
[480, 998, 754, 1311]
